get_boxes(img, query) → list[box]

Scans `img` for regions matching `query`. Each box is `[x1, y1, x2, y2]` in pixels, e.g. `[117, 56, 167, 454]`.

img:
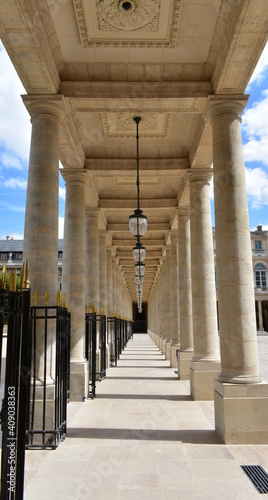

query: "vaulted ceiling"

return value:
[0, 0, 267, 303]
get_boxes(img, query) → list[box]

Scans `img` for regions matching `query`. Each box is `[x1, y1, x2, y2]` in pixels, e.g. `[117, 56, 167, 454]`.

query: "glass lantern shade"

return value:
[135, 276, 143, 285]
[129, 209, 147, 237]
[133, 243, 146, 262]
[135, 262, 145, 277]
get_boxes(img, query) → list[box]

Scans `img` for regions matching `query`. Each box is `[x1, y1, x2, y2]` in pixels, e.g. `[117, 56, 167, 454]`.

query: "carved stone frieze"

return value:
[101, 112, 171, 137]
[97, 0, 160, 32]
[73, 0, 181, 48]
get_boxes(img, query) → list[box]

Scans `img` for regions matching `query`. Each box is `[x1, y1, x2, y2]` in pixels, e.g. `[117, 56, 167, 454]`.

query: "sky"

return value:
[0, 41, 268, 239]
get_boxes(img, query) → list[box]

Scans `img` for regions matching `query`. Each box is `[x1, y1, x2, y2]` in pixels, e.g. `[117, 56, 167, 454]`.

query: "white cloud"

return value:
[0, 152, 24, 170]
[0, 200, 25, 213]
[247, 42, 268, 87]
[242, 91, 268, 166]
[59, 216, 64, 239]
[4, 177, 27, 190]
[0, 43, 31, 161]
[59, 186, 66, 200]
[245, 167, 268, 209]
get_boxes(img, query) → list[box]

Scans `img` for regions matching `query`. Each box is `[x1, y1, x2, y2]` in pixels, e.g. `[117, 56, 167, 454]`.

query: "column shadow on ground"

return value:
[67, 427, 220, 444]
[95, 394, 192, 401]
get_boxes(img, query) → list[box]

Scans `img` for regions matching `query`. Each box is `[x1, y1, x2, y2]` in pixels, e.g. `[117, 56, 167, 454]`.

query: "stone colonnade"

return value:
[23, 95, 133, 402]
[148, 96, 268, 443]
[23, 94, 268, 443]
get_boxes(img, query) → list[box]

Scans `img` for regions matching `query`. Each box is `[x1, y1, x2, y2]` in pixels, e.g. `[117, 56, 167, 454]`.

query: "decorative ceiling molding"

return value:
[101, 112, 172, 138]
[73, 0, 181, 48]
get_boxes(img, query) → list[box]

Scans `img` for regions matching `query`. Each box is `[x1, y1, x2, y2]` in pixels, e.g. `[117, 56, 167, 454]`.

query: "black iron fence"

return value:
[108, 317, 133, 367]
[97, 314, 106, 381]
[26, 305, 70, 449]
[85, 313, 107, 398]
[85, 312, 96, 399]
[0, 287, 31, 500]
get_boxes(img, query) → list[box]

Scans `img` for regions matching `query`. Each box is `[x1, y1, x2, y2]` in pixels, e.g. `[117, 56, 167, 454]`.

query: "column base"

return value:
[165, 341, 172, 360]
[190, 360, 221, 400]
[69, 359, 89, 402]
[177, 350, 193, 379]
[161, 338, 167, 355]
[106, 343, 110, 369]
[170, 344, 180, 368]
[214, 380, 268, 444]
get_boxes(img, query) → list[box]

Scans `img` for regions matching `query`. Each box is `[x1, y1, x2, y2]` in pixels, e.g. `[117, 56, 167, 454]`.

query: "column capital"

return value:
[170, 229, 178, 240]
[85, 207, 100, 220]
[61, 168, 88, 185]
[99, 229, 108, 242]
[206, 94, 249, 124]
[188, 169, 212, 185]
[22, 94, 66, 123]
[177, 206, 190, 219]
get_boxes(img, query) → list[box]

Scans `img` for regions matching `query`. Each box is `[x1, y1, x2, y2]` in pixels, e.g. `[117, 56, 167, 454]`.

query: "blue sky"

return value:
[0, 40, 268, 239]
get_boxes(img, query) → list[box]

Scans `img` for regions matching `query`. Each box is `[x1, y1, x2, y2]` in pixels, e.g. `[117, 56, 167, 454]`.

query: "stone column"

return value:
[258, 300, 264, 331]
[177, 207, 194, 379]
[170, 229, 180, 367]
[85, 209, 100, 311]
[23, 95, 64, 301]
[107, 247, 113, 317]
[62, 169, 88, 401]
[159, 258, 166, 353]
[99, 230, 109, 367]
[165, 246, 172, 360]
[99, 231, 107, 315]
[208, 96, 267, 444]
[22, 95, 64, 428]
[112, 258, 118, 315]
[189, 170, 220, 400]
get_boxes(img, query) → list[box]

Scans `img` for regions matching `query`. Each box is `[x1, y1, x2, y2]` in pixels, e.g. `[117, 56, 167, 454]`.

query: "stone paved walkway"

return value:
[24, 333, 268, 499]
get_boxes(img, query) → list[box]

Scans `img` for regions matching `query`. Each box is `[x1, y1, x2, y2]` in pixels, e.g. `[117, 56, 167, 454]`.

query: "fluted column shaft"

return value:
[177, 208, 193, 352]
[189, 171, 219, 361]
[208, 96, 261, 383]
[85, 209, 99, 311]
[107, 247, 113, 316]
[23, 96, 64, 300]
[170, 230, 179, 344]
[165, 247, 171, 342]
[62, 169, 87, 360]
[99, 231, 107, 314]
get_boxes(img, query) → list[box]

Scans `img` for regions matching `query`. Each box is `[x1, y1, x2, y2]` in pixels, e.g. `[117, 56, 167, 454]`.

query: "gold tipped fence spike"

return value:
[1, 262, 6, 289]
[20, 262, 25, 291]
[63, 293, 66, 307]
[24, 259, 30, 288]
[44, 291, 49, 306]
[33, 291, 38, 306]
[56, 290, 60, 306]
[85, 304, 88, 313]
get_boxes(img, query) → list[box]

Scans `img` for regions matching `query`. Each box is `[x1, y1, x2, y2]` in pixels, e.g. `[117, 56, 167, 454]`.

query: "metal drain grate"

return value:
[241, 465, 268, 494]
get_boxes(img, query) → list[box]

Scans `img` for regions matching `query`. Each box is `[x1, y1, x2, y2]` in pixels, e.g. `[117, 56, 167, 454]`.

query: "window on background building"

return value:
[254, 263, 267, 288]
[16, 253, 23, 260]
[58, 251, 63, 259]
[58, 268, 62, 276]
[1, 254, 7, 260]
[255, 240, 262, 250]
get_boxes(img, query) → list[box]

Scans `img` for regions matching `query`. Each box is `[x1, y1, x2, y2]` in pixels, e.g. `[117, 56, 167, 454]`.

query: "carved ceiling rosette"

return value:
[97, 0, 160, 32]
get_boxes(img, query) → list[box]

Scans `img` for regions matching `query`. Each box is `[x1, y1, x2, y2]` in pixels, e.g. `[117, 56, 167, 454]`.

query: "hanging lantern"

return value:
[133, 241, 146, 262]
[129, 209, 147, 237]
[135, 261, 145, 277]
